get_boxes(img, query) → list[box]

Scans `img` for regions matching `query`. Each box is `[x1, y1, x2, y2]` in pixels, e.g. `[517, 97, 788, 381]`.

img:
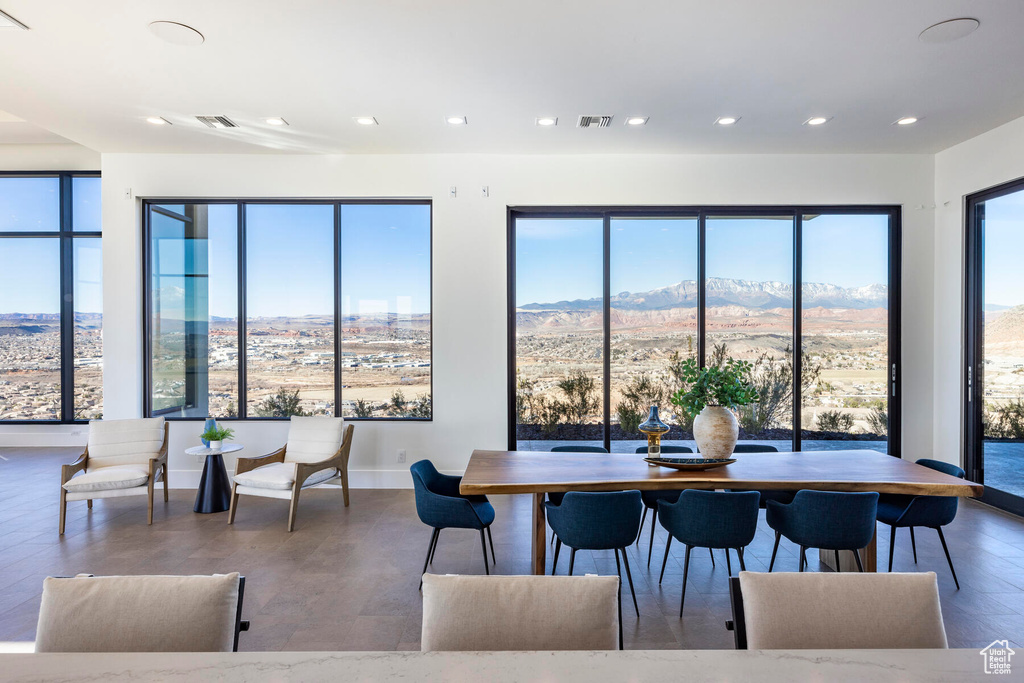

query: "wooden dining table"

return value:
[459, 449, 983, 575]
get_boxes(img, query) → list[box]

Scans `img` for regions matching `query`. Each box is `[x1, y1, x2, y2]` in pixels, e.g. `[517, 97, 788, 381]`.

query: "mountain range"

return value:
[518, 277, 887, 312]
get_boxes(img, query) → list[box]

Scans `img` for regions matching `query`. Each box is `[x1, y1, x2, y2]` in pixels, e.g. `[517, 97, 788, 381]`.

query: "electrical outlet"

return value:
[449, 186, 457, 199]
[481, 185, 489, 198]
[123, 187, 132, 200]
[397, 449, 407, 464]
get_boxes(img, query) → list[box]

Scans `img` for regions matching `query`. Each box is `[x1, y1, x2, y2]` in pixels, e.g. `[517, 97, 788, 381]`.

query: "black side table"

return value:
[187, 444, 243, 513]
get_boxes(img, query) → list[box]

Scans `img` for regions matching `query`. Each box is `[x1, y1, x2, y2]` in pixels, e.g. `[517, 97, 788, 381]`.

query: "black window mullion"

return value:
[697, 212, 707, 368]
[237, 203, 247, 419]
[792, 213, 802, 453]
[602, 214, 611, 452]
[334, 203, 342, 417]
[59, 174, 75, 422]
[888, 209, 902, 459]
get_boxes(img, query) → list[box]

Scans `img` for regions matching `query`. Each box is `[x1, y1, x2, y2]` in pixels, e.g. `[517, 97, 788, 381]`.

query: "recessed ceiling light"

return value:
[264, 117, 288, 126]
[148, 21, 205, 46]
[446, 116, 467, 126]
[715, 116, 740, 126]
[353, 116, 378, 126]
[805, 116, 831, 126]
[625, 116, 649, 126]
[146, 116, 171, 125]
[895, 116, 920, 126]
[535, 117, 558, 127]
[919, 18, 979, 44]
[0, 9, 28, 29]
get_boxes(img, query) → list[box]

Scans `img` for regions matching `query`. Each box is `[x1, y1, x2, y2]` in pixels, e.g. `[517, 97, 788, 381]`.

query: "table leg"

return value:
[194, 453, 233, 514]
[532, 492, 547, 575]
[864, 528, 877, 572]
[821, 529, 879, 572]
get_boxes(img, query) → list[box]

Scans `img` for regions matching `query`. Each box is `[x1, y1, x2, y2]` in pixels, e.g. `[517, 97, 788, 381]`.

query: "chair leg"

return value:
[620, 548, 639, 618]
[340, 466, 350, 507]
[910, 527, 918, 564]
[487, 526, 496, 565]
[834, 549, 841, 573]
[568, 548, 576, 576]
[147, 478, 155, 525]
[659, 535, 673, 585]
[936, 527, 960, 590]
[552, 537, 562, 575]
[162, 463, 169, 502]
[287, 487, 301, 532]
[853, 547, 864, 572]
[227, 484, 239, 524]
[725, 547, 732, 576]
[479, 529, 489, 575]
[638, 506, 648, 546]
[613, 549, 624, 621]
[737, 547, 746, 571]
[59, 490, 67, 535]
[799, 545, 806, 572]
[419, 528, 439, 590]
[768, 531, 781, 572]
[679, 545, 692, 617]
[87, 499, 92, 509]
[429, 529, 441, 564]
[647, 508, 658, 568]
[709, 547, 715, 567]
[888, 525, 896, 572]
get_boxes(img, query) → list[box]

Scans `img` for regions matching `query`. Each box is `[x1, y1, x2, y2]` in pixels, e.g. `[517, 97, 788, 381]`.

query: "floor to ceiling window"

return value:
[0, 173, 102, 422]
[966, 177, 1024, 515]
[144, 199, 432, 420]
[509, 206, 900, 455]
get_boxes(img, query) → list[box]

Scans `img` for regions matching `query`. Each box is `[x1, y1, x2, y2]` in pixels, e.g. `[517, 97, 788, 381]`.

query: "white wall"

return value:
[933, 115, 1024, 466]
[88, 152, 936, 487]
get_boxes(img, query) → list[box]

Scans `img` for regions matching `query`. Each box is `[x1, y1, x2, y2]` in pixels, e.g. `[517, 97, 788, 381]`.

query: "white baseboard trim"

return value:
[167, 468, 462, 490]
[0, 432, 88, 448]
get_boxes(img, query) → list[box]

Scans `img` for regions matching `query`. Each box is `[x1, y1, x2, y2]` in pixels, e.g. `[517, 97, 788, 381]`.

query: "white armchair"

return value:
[228, 416, 353, 531]
[59, 417, 169, 535]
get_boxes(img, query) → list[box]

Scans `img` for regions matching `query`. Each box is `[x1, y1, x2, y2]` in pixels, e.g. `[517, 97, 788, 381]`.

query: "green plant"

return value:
[389, 390, 408, 416]
[201, 425, 235, 442]
[816, 410, 854, 432]
[408, 393, 432, 418]
[990, 399, 1024, 439]
[352, 399, 374, 418]
[867, 407, 888, 436]
[254, 388, 310, 418]
[557, 369, 599, 424]
[615, 373, 665, 434]
[669, 356, 759, 418]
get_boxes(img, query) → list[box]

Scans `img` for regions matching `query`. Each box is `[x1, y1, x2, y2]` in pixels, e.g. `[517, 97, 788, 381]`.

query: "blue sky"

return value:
[983, 189, 1024, 307]
[516, 214, 890, 306]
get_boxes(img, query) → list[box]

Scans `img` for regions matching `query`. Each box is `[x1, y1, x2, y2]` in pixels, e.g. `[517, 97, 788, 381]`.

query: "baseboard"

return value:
[167, 468, 462, 490]
[0, 431, 88, 448]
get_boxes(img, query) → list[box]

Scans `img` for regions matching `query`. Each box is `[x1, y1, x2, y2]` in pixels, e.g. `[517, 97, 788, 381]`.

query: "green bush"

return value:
[254, 388, 310, 418]
[615, 373, 665, 434]
[867, 407, 887, 435]
[557, 370, 599, 424]
[816, 410, 854, 432]
[669, 356, 758, 418]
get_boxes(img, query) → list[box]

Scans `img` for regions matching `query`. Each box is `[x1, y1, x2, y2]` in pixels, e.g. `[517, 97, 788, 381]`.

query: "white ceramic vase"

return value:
[693, 406, 738, 459]
[208, 440, 223, 452]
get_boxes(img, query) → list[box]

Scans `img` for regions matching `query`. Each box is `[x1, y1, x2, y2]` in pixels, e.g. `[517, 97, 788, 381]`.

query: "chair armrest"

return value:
[293, 425, 354, 488]
[61, 452, 88, 485]
[235, 447, 286, 476]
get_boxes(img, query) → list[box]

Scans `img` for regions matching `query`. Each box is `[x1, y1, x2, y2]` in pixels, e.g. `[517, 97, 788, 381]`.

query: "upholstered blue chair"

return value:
[547, 445, 609, 506]
[633, 446, 700, 567]
[766, 490, 879, 573]
[546, 490, 643, 617]
[410, 460, 496, 589]
[877, 458, 964, 589]
[656, 490, 760, 615]
[729, 444, 794, 508]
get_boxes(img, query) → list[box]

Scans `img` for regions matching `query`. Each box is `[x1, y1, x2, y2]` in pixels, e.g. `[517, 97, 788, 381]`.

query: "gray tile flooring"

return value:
[2, 447, 1024, 650]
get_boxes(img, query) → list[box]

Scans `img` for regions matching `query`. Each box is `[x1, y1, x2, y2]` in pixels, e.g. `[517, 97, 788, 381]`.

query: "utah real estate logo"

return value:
[980, 640, 1014, 675]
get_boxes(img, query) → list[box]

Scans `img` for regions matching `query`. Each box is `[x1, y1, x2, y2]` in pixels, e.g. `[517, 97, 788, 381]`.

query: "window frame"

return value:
[507, 204, 902, 455]
[141, 197, 433, 421]
[0, 170, 102, 424]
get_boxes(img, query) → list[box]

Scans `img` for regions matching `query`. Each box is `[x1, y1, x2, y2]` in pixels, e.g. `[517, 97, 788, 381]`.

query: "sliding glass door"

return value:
[966, 178, 1024, 515]
[510, 207, 901, 456]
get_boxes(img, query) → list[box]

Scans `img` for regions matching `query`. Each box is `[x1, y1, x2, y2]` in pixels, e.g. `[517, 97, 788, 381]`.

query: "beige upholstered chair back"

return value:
[87, 417, 166, 469]
[738, 571, 947, 649]
[284, 416, 345, 464]
[421, 574, 620, 651]
[35, 573, 241, 652]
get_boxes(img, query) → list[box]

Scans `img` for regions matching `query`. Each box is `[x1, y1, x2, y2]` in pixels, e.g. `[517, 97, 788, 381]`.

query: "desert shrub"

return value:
[990, 399, 1024, 439]
[352, 399, 374, 418]
[817, 409, 854, 432]
[407, 393, 432, 418]
[615, 373, 666, 434]
[867, 407, 888, 436]
[254, 388, 309, 418]
[389, 390, 408, 416]
[557, 369, 599, 424]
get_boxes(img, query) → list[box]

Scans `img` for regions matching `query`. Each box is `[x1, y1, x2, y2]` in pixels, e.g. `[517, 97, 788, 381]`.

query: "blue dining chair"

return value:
[656, 490, 760, 616]
[877, 458, 965, 589]
[728, 444, 794, 508]
[766, 490, 879, 573]
[410, 460, 496, 589]
[546, 490, 643, 617]
[547, 445, 609, 506]
[633, 445, 700, 568]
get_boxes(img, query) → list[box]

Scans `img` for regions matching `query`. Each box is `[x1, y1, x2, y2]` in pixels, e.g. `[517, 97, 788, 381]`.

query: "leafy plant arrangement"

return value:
[200, 425, 235, 442]
[668, 356, 759, 417]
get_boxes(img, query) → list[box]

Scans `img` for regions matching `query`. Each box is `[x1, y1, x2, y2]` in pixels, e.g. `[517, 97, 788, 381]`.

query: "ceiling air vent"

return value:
[577, 115, 613, 128]
[195, 115, 238, 129]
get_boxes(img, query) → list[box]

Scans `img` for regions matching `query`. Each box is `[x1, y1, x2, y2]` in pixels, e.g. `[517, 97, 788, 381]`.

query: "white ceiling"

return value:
[0, 110, 72, 144]
[0, 0, 1022, 155]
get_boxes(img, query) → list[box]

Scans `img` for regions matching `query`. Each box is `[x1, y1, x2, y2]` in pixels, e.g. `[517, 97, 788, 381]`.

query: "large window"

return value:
[510, 207, 900, 454]
[144, 200, 432, 420]
[0, 173, 102, 422]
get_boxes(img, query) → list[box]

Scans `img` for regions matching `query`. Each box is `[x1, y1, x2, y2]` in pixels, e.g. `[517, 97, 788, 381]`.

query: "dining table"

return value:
[459, 449, 983, 575]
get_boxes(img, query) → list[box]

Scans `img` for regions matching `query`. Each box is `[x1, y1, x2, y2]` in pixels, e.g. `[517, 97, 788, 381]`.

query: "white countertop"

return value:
[0, 649, 993, 682]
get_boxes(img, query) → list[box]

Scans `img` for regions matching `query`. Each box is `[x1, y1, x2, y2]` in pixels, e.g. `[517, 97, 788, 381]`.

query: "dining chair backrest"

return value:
[86, 417, 165, 469]
[730, 571, 947, 650]
[903, 458, 966, 527]
[634, 446, 693, 454]
[733, 444, 779, 453]
[548, 490, 642, 549]
[781, 490, 879, 549]
[550, 445, 609, 453]
[658, 490, 761, 548]
[421, 573, 620, 651]
[410, 459, 467, 528]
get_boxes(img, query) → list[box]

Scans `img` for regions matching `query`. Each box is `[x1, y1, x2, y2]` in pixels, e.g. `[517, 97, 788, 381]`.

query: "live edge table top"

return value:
[460, 449, 983, 498]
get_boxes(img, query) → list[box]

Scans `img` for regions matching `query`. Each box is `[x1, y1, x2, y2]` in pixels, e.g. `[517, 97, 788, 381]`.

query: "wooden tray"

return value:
[644, 457, 736, 471]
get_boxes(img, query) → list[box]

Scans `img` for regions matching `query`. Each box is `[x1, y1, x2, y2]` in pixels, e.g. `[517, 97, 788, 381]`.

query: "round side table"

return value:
[186, 443, 244, 514]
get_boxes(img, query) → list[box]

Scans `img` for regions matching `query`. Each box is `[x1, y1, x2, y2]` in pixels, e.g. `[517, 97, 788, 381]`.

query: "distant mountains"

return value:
[519, 278, 887, 312]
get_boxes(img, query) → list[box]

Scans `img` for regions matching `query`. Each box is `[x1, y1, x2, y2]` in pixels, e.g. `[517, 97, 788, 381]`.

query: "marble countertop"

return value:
[0, 649, 992, 682]
[184, 443, 244, 456]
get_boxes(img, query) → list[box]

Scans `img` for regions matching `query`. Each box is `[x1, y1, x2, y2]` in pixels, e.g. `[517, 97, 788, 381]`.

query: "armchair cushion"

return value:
[87, 417, 165, 468]
[233, 462, 337, 491]
[284, 416, 345, 464]
[62, 465, 150, 493]
[35, 573, 241, 652]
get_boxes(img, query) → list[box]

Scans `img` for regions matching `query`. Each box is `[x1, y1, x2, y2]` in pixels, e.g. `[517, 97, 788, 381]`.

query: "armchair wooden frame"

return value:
[228, 423, 354, 531]
[59, 422, 169, 535]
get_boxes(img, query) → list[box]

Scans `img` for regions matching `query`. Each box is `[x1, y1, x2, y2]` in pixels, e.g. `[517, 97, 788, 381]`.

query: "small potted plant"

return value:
[200, 425, 235, 452]
[669, 357, 759, 459]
